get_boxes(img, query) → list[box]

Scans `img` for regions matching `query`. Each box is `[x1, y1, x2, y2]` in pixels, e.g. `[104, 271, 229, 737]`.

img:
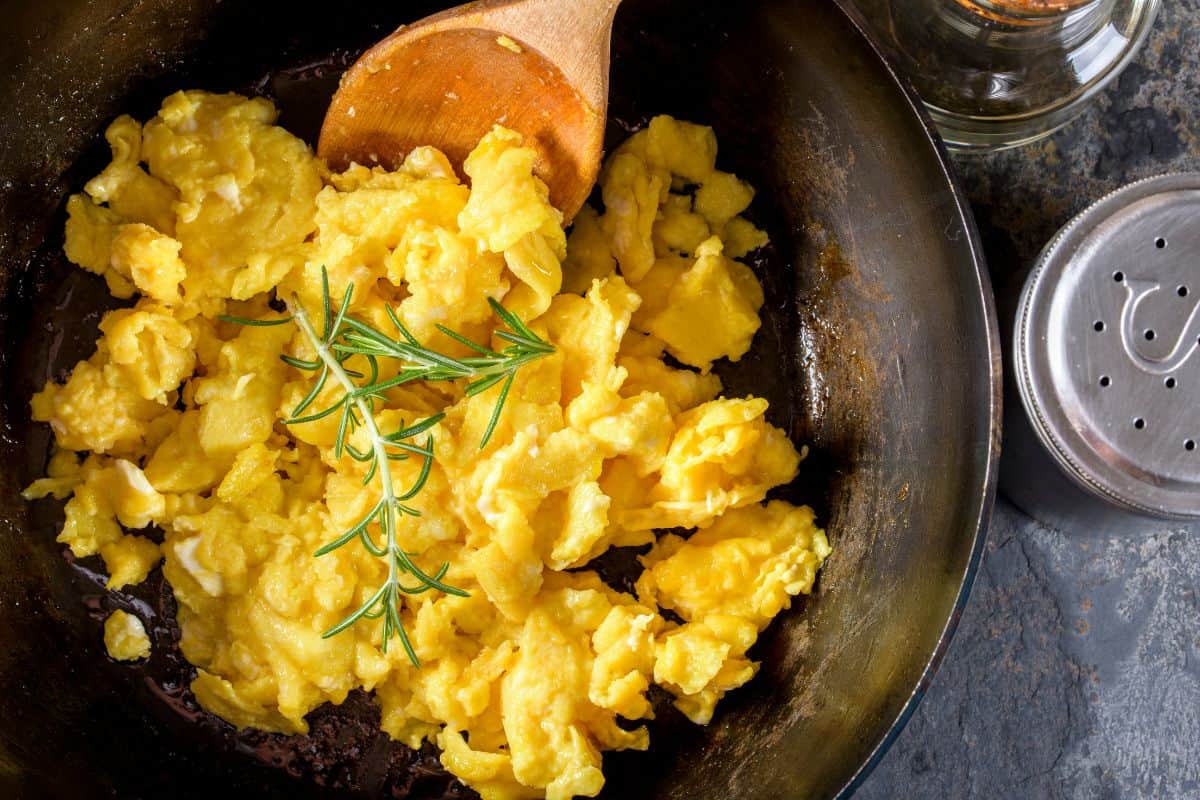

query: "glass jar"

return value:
[851, 0, 1161, 152]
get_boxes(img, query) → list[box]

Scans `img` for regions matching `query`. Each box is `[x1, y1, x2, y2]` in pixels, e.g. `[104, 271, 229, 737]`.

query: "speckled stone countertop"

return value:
[856, 3, 1200, 799]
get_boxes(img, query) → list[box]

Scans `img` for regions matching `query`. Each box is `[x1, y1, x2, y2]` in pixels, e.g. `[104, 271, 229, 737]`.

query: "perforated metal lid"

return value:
[1015, 173, 1200, 520]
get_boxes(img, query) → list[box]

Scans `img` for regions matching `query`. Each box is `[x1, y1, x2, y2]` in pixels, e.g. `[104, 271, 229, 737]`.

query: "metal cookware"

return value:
[0, 1, 1000, 797]
[1004, 173, 1200, 535]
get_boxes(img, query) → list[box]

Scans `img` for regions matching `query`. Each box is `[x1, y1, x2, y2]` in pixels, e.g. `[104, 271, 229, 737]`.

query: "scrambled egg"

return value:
[104, 609, 151, 661]
[28, 91, 831, 800]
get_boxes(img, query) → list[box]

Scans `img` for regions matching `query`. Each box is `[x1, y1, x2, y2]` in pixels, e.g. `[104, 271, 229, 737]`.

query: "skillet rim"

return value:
[825, 2, 1002, 796]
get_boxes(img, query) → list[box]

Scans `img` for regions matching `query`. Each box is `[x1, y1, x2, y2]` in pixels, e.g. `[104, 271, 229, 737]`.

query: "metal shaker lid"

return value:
[1015, 173, 1200, 520]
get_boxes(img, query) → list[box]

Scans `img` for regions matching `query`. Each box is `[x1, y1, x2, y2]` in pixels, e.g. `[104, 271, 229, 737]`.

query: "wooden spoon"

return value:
[318, 0, 623, 224]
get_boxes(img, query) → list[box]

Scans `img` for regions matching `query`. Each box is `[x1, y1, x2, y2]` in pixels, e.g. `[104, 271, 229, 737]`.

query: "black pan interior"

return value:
[0, 1, 999, 798]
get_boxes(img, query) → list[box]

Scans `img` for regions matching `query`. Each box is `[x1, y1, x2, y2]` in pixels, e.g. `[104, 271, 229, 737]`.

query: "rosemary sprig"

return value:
[219, 269, 554, 665]
[334, 297, 554, 448]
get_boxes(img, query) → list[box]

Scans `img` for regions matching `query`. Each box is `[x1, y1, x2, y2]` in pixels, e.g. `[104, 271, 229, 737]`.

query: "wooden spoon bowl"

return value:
[318, 0, 622, 222]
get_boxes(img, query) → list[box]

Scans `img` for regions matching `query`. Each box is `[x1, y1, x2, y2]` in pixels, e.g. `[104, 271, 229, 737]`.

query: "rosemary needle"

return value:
[220, 268, 554, 665]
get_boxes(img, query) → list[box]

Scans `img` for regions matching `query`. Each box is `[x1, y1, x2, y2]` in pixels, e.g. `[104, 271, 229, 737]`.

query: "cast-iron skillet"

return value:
[0, 0, 1000, 797]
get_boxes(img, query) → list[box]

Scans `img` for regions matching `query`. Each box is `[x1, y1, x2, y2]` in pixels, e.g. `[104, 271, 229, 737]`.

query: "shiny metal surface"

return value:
[1015, 173, 1200, 520]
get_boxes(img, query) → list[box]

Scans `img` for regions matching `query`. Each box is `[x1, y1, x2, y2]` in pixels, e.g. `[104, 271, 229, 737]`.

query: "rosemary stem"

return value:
[265, 276, 549, 660]
[289, 297, 404, 635]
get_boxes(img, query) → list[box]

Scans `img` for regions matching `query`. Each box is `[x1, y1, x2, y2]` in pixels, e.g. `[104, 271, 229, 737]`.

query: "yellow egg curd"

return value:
[104, 609, 151, 661]
[27, 90, 831, 800]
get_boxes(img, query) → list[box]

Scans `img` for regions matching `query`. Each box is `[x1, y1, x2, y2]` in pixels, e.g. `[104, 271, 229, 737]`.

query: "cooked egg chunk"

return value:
[28, 93, 830, 799]
[104, 609, 151, 661]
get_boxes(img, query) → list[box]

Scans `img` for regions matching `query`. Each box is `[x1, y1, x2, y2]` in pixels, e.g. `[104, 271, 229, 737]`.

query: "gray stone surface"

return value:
[856, 3, 1200, 799]
[859, 503, 1200, 799]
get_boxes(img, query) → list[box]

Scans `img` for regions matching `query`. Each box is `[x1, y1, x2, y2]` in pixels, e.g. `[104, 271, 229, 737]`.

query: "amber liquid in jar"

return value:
[956, 0, 1099, 19]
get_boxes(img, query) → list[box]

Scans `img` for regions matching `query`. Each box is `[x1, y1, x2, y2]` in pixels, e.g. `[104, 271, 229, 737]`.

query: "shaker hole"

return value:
[1166, 377, 1177, 389]
[1180, 285, 1190, 298]
[1099, 376, 1111, 387]
[1145, 329, 1156, 341]
[1186, 440, 1197, 452]
[1094, 321, 1105, 332]
[1134, 418, 1146, 430]
[1114, 271, 1125, 283]
[1155, 237, 1167, 249]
